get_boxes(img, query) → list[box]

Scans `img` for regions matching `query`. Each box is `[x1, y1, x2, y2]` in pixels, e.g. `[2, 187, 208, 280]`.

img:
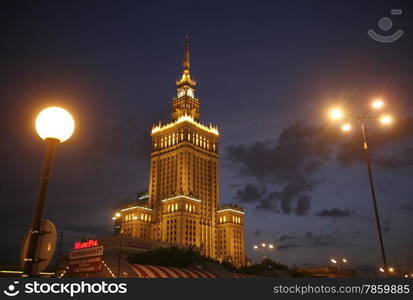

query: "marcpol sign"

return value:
[73, 239, 98, 250]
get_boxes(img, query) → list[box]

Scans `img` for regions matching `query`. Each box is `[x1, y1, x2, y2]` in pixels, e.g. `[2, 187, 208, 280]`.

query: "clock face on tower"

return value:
[177, 87, 194, 98]
[178, 88, 185, 98]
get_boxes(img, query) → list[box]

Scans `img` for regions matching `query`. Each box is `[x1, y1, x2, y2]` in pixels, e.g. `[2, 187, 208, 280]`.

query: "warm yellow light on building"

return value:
[115, 212, 121, 218]
[35, 106, 75, 142]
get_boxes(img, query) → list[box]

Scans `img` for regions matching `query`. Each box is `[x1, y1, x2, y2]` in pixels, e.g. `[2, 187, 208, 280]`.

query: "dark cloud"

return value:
[295, 195, 311, 216]
[277, 243, 300, 251]
[279, 234, 293, 241]
[226, 122, 334, 215]
[233, 184, 266, 203]
[316, 208, 355, 218]
[399, 204, 413, 211]
[308, 233, 337, 247]
[233, 184, 280, 211]
[227, 117, 413, 216]
[375, 148, 413, 169]
[302, 231, 345, 247]
[254, 229, 261, 237]
[255, 192, 278, 211]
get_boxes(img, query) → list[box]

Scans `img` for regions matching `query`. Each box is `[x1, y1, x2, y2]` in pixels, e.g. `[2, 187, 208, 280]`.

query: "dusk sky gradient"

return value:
[1, 0, 412, 272]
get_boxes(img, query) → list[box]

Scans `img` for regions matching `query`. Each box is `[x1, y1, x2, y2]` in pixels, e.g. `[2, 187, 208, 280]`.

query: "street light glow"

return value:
[388, 267, 394, 273]
[379, 115, 392, 124]
[379, 267, 385, 273]
[35, 106, 75, 143]
[329, 108, 343, 120]
[341, 123, 351, 132]
[115, 212, 121, 218]
[253, 245, 258, 249]
[269, 244, 274, 249]
[112, 217, 116, 220]
[342, 258, 347, 263]
[261, 243, 266, 247]
[331, 259, 337, 264]
[372, 99, 384, 109]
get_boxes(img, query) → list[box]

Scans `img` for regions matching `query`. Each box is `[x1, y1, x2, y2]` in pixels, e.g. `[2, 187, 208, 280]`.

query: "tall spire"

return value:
[176, 34, 196, 88]
[183, 34, 190, 70]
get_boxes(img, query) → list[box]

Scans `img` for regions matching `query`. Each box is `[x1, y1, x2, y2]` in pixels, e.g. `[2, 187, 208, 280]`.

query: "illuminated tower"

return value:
[149, 36, 219, 258]
[118, 37, 245, 266]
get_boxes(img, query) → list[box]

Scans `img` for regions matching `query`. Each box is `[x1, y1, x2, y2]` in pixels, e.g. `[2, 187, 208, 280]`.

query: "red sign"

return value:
[73, 239, 98, 250]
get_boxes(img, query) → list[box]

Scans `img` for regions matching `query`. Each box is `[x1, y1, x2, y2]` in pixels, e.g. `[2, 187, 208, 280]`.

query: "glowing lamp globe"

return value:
[372, 99, 384, 109]
[35, 107, 75, 143]
[341, 123, 351, 132]
[329, 108, 343, 120]
[379, 115, 392, 125]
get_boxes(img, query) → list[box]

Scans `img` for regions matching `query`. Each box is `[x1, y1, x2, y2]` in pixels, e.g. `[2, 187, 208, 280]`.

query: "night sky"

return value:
[1, 0, 412, 272]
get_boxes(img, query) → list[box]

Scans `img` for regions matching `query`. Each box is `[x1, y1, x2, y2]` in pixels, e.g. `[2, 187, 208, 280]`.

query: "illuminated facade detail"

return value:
[216, 205, 245, 266]
[118, 37, 246, 266]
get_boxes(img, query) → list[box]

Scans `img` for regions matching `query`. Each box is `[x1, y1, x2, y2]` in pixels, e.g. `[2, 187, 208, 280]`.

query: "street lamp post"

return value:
[329, 100, 392, 278]
[360, 120, 389, 278]
[22, 107, 75, 277]
[112, 212, 123, 278]
[253, 242, 275, 261]
[330, 258, 348, 273]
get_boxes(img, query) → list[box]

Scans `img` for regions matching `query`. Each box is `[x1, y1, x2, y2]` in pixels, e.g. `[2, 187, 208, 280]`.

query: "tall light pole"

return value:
[112, 212, 123, 278]
[329, 99, 392, 278]
[22, 107, 75, 277]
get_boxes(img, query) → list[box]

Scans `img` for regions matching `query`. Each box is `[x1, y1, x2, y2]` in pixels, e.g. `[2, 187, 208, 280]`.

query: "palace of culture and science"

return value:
[114, 37, 246, 266]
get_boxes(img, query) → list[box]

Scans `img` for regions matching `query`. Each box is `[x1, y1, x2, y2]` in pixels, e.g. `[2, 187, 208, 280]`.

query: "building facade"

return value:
[116, 38, 245, 266]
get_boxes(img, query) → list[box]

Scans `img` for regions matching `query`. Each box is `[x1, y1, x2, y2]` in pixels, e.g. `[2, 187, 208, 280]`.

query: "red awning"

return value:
[131, 264, 217, 278]
[233, 273, 258, 278]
